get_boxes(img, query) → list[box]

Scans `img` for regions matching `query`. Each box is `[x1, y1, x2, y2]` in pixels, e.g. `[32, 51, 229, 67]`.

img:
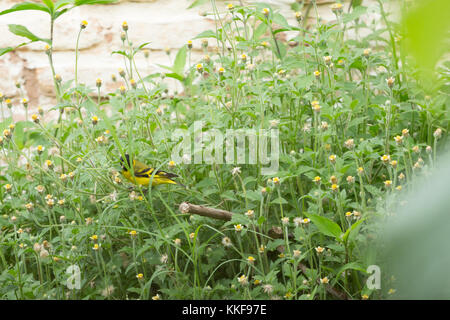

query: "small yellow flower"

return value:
[245, 209, 254, 218]
[314, 70, 321, 78]
[384, 180, 392, 188]
[272, 177, 280, 185]
[330, 175, 338, 184]
[234, 224, 243, 232]
[93, 243, 100, 250]
[344, 138, 355, 149]
[46, 198, 55, 208]
[91, 116, 98, 125]
[152, 294, 161, 300]
[3, 129, 12, 139]
[262, 8, 270, 17]
[227, 3, 234, 10]
[380, 155, 391, 163]
[253, 279, 261, 285]
[345, 211, 353, 218]
[31, 114, 39, 124]
[45, 160, 54, 170]
[302, 218, 310, 224]
[315, 246, 325, 254]
[96, 78, 102, 88]
[390, 160, 398, 168]
[346, 176, 355, 183]
[363, 48, 371, 57]
[259, 245, 265, 253]
[402, 128, 409, 137]
[434, 128, 442, 139]
[395, 185, 402, 191]
[247, 256, 255, 264]
[394, 135, 403, 144]
[58, 199, 65, 206]
[122, 21, 128, 31]
[312, 104, 321, 113]
[218, 67, 225, 74]
[320, 277, 329, 284]
[362, 294, 369, 300]
[386, 77, 395, 88]
[293, 249, 301, 258]
[174, 238, 181, 246]
[313, 176, 321, 184]
[90, 235, 98, 241]
[187, 40, 193, 49]
[129, 230, 138, 237]
[295, 11, 302, 21]
[357, 167, 364, 174]
[238, 274, 248, 285]
[412, 145, 420, 153]
[388, 288, 396, 295]
[4, 184, 12, 192]
[331, 184, 339, 192]
[80, 20, 88, 29]
[331, 2, 344, 14]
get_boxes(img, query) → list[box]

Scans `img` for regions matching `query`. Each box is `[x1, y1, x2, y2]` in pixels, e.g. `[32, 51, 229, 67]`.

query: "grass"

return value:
[0, 0, 449, 300]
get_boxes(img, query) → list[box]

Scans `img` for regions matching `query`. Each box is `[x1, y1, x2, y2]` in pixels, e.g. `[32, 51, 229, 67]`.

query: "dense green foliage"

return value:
[0, 0, 449, 299]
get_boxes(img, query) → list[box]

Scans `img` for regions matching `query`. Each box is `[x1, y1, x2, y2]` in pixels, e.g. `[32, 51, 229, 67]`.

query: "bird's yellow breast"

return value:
[122, 170, 177, 186]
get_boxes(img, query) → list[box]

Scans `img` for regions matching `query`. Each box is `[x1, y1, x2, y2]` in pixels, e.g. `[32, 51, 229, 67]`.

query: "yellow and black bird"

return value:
[120, 154, 183, 187]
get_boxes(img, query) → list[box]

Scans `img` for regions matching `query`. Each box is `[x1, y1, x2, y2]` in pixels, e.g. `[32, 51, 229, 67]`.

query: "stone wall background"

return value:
[0, 0, 378, 120]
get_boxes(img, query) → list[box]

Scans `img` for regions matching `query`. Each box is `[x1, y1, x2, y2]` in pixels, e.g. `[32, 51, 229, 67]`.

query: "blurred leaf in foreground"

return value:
[382, 151, 450, 299]
[402, 0, 450, 86]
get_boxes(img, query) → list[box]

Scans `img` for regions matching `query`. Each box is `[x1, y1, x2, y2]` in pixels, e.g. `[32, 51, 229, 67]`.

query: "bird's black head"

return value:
[119, 154, 131, 171]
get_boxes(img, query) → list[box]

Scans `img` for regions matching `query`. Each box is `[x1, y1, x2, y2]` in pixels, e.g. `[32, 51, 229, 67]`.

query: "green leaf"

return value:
[55, 0, 73, 10]
[74, 0, 118, 5]
[193, 30, 217, 40]
[342, 218, 365, 244]
[252, 23, 268, 40]
[0, 47, 15, 57]
[306, 213, 342, 239]
[332, 262, 367, 286]
[187, 0, 208, 9]
[133, 42, 151, 56]
[0, 2, 50, 16]
[270, 197, 288, 205]
[173, 46, 187, 76]
[42, 0, 55, 12]
[0, 41, 37, 57]
[8, 24, 50, 44]
[342, 6, 367, 24]
[164, 73, 184, 82]
[402, 0, 450, 86]
[54, 8, 70, 19]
